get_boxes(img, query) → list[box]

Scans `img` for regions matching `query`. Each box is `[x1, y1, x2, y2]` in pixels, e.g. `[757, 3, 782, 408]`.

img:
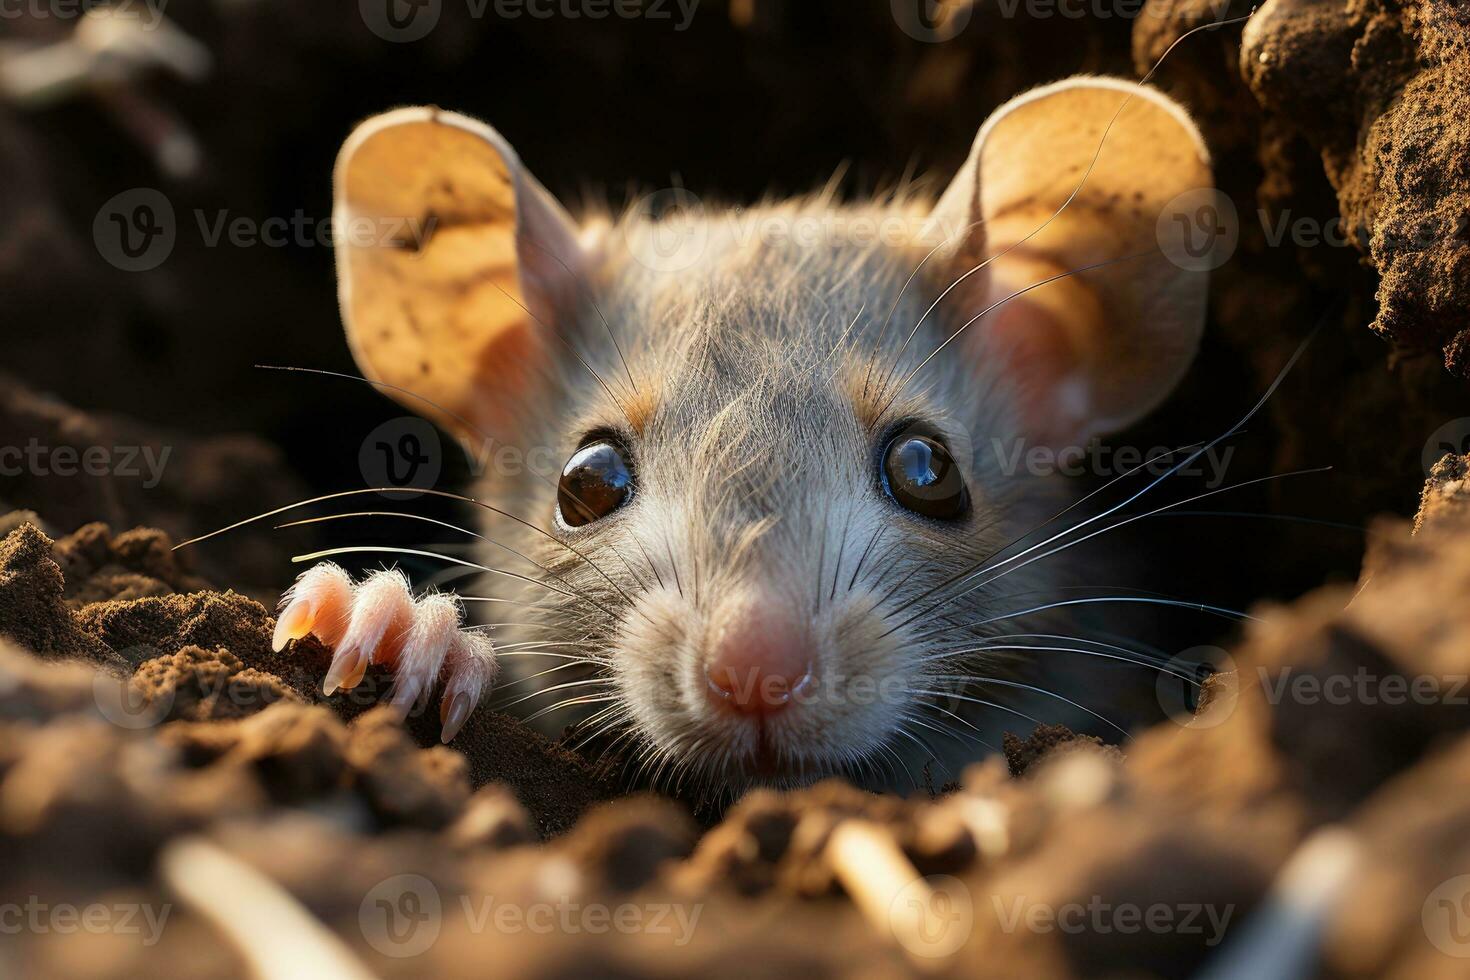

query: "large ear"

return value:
[333, 106, 585, 445]
[927, 77, 1212, 446]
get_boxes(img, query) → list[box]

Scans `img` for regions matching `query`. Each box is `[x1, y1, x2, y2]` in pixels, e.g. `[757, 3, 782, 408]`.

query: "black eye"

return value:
[558, 441, 633, 527]
[881, 429, 969, 520]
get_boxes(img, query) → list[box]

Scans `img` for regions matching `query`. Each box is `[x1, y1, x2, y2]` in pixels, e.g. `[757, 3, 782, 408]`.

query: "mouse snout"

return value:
[704, 594, 813, 715]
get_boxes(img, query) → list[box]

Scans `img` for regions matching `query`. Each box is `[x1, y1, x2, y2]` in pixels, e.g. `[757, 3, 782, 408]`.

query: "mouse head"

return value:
[331, 79, 1211, 789]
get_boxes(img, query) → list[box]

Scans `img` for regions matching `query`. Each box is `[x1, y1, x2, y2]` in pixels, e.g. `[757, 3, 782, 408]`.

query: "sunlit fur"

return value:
[460, 190, 1137, 797]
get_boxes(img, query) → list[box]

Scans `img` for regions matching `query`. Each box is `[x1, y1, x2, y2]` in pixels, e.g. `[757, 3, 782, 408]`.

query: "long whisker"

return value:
[871, 11, 1255, 407]
[521, 694, 621, 725]
[491, 281, 634, 422]
[919, 638, 1201, 686]
[875, 251, 1154, 421]
[287, 544, 615, 618]
[911, 687, 1041, 729]
[519, 234, 640, 401]
[900, 465, 1329, 632]
[945, 675, 1128, 737]
[884, 332, 1319, 634]
[276, 509, 583, 594]
[175, 486, 641, 613]
[861, 234, 958, 403]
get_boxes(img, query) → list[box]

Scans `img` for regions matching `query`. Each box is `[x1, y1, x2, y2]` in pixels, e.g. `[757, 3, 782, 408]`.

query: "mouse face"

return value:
[522, 214, 1039, 787]
[328, 78, 1212, 791]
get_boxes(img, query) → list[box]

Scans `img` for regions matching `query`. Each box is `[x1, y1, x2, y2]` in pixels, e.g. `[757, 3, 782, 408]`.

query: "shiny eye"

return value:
[558, 441, 634, 527]
[881, 429, 969, 520]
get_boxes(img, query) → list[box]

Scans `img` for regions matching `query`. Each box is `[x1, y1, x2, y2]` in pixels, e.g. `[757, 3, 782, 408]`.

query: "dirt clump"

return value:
[1002, 722, 1122, 777]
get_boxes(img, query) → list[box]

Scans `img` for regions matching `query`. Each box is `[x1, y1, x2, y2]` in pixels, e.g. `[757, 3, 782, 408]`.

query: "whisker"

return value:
[945, 675, 1128, 738]
[881, 333, 1321, 636]
[491, 281, 635, 424]
[490, 677, 614, 714]
[911, 687, 1041, 729]
[876, 251, 1154, 421]
[288, 544, 612, 613]
[902, 465, 1329, 631]
[846, 524, 887, 593]
[919, 638, 1200, 686]
[521, 694, 621, 725]
[518, 234, 641, 402]
[870, 7, 1256, 408]
[176, 485, 645, 618]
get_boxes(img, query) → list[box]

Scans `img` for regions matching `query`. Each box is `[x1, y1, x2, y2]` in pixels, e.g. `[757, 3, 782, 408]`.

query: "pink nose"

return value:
[705, 603, 813, 715]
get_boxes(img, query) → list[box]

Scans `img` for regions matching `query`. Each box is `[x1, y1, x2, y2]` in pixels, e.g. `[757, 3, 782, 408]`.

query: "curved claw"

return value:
[275, 562, 496, 741]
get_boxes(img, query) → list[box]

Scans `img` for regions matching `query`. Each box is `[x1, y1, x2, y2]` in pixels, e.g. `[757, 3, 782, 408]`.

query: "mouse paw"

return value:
[273, 562, 497, 742]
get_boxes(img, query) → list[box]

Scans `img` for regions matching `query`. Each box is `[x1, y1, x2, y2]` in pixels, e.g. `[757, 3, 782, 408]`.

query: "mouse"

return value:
[269, 75, 1214, 793]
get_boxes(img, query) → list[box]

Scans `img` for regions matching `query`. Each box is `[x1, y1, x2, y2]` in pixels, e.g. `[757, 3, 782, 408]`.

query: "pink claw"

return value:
[273, 562, 355, 652]
[324, 569, 414, 695]
[440, 632, 498, 743]
[274, 562, 496, 742]
[386, 592, 462, 720]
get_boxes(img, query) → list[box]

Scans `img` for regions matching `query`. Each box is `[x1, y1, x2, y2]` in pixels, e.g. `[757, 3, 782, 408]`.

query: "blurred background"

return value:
[2, 0, 1461, 640]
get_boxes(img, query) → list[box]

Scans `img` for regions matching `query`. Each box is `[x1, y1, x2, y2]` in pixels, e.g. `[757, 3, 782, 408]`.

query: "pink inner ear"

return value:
[984, 294, 1091, 449]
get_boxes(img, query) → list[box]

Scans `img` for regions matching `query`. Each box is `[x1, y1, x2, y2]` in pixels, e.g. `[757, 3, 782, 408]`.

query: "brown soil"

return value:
[3, 487, 1470, 976]
[5, 2, 1470, 976]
